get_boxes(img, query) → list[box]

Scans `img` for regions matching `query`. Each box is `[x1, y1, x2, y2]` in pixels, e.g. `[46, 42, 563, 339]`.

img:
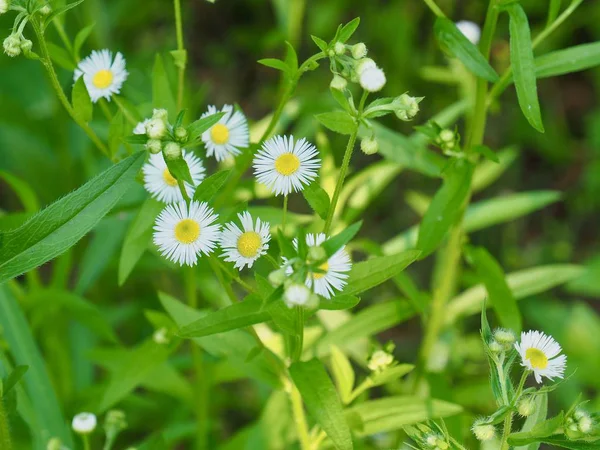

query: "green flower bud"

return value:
[0, 0, 10, 15]
[439, 129, 455, 143]
[489, 340, 503, 354]
[20, 38, 33, 53]
[174, 126, 188, 143]
[395, 93, 421, 121]
[351, 42, 367, 59]
[578, 416, 593, 434]
[40, 4, 52, 15]
[472, 421, 495, 441]
[152, 327, 169, 345]
[517, 396, 536, 417]
[330, 74, 347, 91]
[3, 34, 21, 57]
[146, 118, 167, 139]
[164, 142, 182, 160]
[308, 245, 327, 263]
[46, 438, 62, 450]
[333, 41, 346, 55]
[152, 108, 169, 121]
[145, 139, 162, 154]
[494, 328, 516, 348]
[268, 268, 286, 287]
[283, 283, 311, 308]
[360, 137, 379, 155]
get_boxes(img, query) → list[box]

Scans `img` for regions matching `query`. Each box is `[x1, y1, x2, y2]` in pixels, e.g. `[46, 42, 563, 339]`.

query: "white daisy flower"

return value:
[359, 65, 386, 92]
[456, 20, 481, 45]
[285, 233, 352, 299]
[74, 50, 128, 103]
[219, 211, 271, 270]
[201, 104, 249, 161]
[143, 150, 205, 203]
[134, 118, 151, 135]
[515, 330, 567, 384]
[154, 201, 220, 266]
[253, 135, 320, 196]
[72, 412, 97, 434]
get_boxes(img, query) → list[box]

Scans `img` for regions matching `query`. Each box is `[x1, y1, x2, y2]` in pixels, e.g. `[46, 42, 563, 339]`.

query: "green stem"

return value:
[323, 128, 358, 234]
[173, 0, 185, 110]
[52, 18, 73, 54]
[208, 256, 237, 303]
[185, 265, 197, 309]
[99, 98, 113, 121]
[82, 434, 91, 450]
[113, 96, 138, 126]
[32, 21, 110, 159]
[291, 306, 304, 362]
[289, 382, 311, 450]
[282, 195, 289, 234]
[500, 371, 529, 450]
[0, 399, 12, 450]
[422, 0, 446, 18]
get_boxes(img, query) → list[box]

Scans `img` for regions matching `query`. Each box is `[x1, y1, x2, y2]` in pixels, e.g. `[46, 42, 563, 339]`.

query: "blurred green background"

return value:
[1, 0, 600, 448]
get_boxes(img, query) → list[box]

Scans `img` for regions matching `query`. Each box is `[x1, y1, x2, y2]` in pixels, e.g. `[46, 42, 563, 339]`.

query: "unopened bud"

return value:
[351, 42, 367, 59]
[367, 349, 394, 372]
[333, 42, 345, 55]
[578, 416, 593, 434]
[359, 65, 386, 92]
[439, 129, 455, 143]
[308, 245, 327, 263]
[395, 93, 421, 121]
[489, 340, 503, 354]
[153, 327, 169, 345]
[104, 409, 127, 432]
[360, 137, 379, 155]
[174, 126, 188, 143]
[283, 283, 311, 308]
[72, 412, 97, 434]
[517, 396, 536, 417]
[40, 4, 52, 15]
[164, 142, 181, 159]
[330, 74, 347, 91]
[268, 268, 286, 287]
[152, 108, 169, 121]
[355, 58, 376, 76]
[20, 38, 33, 53]
[472, 421, 495, 441]
[3, 34, 21, 57]
[145, 118, 167, 139]
[0, 0, 10, 15]
[456, 20, 481, 45]
[145, 139, 162, 154]
[494, 328, 516, 350]
[46, 438, 62, 450]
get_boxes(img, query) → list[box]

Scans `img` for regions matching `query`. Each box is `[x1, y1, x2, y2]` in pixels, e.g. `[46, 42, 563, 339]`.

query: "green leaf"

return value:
[73, 22, 95, 59]
[507, 3, 545, 132]
[465, 246, 522, 333]
[322, 221, 362, 257]
[46, 42, 76, 71]
[108, 109, 125, 157]
[315, 112, 357, 135]
[346, 396, 462, 436]
[330, 345, 354, 404]
[119, 198, 164, 285]
[0, 285, 72, 446]
[289, 359, 353, 450]
[515, 393, 548, 450]
[187, 112, 226, 142]
[311, 35, 329, 52]
[170, 49, 187, 70]
[152, 54, 176, 115]
[44, 0, 86, 26]
[178, 296, 270, 337]
[508, 413, 564, 446]
[1, 365, 28, 397]
[446, 264, 585, 323]
[72, 76, 93, 123]
[319, 295, 360, 311]
[536, 42, 600, 79]
[163, 151, 192, 184]
[472, 147, 519, 192]
[536, 437, 600, 450]
[193, 170, 231, 202]
[473, 144, 500, 163]
[0, 170, 39, 212]
[417, 159, 474, 257]
[345, 250, 421, 295]
[258, 58, 289, 73]
[337, 17, 360, 43]
[302, 182, 330, 220]
[434, 17, 500, 82]
[284, 41, 298, 74]
[0, 152, 145, 284]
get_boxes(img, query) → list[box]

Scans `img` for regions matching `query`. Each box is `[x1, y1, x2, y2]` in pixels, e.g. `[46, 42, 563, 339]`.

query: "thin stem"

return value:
[323, 127, 358, 234]
[52, 19, 73, 54]
[500, 371, 529, 450]
[113, 96, 138, 126]
[213, 258, 256, 293]
[291, 306, 304, 362]
[289, 383, 311, 450]
[82, 434, 91, 450]
[185, 266, 197, 308]
[208, 256, 238, 303]
[174, 0, 185, 109]
[99, 98, 113, 121]
[422, 0, 446, 18]
[32, 21, 110, 159]
[282, 195, 289, 234]
[0, 399, 12, 450]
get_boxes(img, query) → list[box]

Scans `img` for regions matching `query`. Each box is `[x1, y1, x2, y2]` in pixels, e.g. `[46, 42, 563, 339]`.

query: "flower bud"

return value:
[333, 41, 345, 55]
[145, 139, 162, 154]
[145, 118, 167, 139]
[40, 4, 52, 15]
[330, 74, 347, 91]
[20, 38, 33, 53]
[283, 283, 311, 308]
[360, 137, 379, 155]
[174, 126, 188, 143]
[134, 119, 150, 135]
[517, 396, 536, 417]
[72, 412, 97, 434]
[472, 421, 495, 441]
[355, 58, 376, 76]
[268, 268, 286, 286]
[164, 142, 182, 160]
[578, 416, 593, 434]
[104, 409, 127, 433]
[46, 438, 62, 450]
[359, 65, 386, 92]
[3, 34, 21, 57]
[494, 328, 516, 350]
[0, 0, 10, 15]
[351, 42, 367, 59]
[152, 108, 169, 121]
[367, 349, 394, 372]
[439, 129, 455, 143]
[153, 327, 169, 345]
[488, 340, 503, 354]
[395, 93, 421, 121]
[308, 245, 327, 263]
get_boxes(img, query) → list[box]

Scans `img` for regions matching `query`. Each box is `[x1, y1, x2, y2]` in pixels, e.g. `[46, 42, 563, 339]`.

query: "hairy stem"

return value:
[0, 398, 12, 450]
[500, 371, 529, 450]
[32, 21, 110, 159]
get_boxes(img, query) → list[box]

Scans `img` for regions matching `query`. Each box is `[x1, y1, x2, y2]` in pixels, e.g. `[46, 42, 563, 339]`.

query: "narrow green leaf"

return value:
[284, 41, 298, 73]
[187, 112, 226, 142]
[536, 42, 600, 79]
[319, 295, 360, 311]
[302, 182, 330, 220]
[417, 159, 473, 257]
[472, 147, 519, 192]
[345, 250, 421, 295]
[311, 35, 328, 52]
[315, 112, 356, 135]
[193, 170, 231, 202]
[508, 413, 564, 446]
[2, 365, 28, 397]
[322, 221, 362, 257]
[434, 17, 499, 82]
[289, 359, 353, 450]
[44, 0, 86, 26]
[515, 393, 548, 450]
[258, 58, 289, 73]
[46, 42, 76, 71]
[73, 22, 95, 59]
[536, 437, 600, 449]
[0, 152, 145, 284]
[163, 151, 192, 184]
[330, 345, 354, 404]
[152, 54, 176, 114]
[337, 17, 360, 43]
[178, 296, 270, 337]
[72, 76, 93, 123]
[507, 3, 545, 132]
[108, 109, 125, 157]
[465, 246, 522, 332]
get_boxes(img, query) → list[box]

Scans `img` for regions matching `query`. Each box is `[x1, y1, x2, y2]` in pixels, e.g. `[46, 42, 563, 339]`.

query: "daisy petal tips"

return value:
[154, 201, 220, 266]
[219, 211, 271, 270]
[74, 49, 128, 103]
[143, 150, 205, 203]
[253, 135, 321, 196]
[515, 330, 567, 384]
[201, 105, 249, 162]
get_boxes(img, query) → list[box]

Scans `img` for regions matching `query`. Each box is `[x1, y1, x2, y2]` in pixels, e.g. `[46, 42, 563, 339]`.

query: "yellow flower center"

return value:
[313, 262, 329, 280]
[210, 124, 230, 145]
[525, 348, 548, 369]
[174, 219, 200, 244]
[162, 169, 178, 187]
[237, 231, 261, 258]
[274, 153, 300, 176]
[92, 69, 114, 89]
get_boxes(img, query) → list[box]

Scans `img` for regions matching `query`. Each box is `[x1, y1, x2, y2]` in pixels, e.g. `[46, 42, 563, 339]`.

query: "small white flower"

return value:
[253, 135, 320, 196]
[201, 104, 249, 162]
[219, 212, 271, 270]
[72, 412, 97, 434]
[3, 34, 21, 57]
[154, 201, 220, 266]
[359, 65, 386, 92]
[74, 50, 128, 103]
[286, 233, 352, 299]
[283, 283, 312, 308]
[367, 350, 394, 372]
[456, 20, 481, 45]
[515, 330, 567, 384]
[134, 118, 151, 135]
[143, 150, 205, 203]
